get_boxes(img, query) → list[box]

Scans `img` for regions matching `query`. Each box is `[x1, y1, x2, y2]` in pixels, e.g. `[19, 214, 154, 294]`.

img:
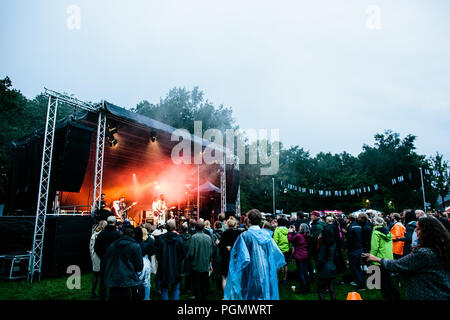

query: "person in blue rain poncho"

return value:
[224, 209, 286, 300]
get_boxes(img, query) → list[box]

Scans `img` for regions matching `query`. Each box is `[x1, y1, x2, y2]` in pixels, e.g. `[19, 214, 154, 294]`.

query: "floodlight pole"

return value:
[272, 177, 276, 215]
[234, 155, 240, 217]
[197, 163, 200, 220]
[220, 152, 227, 215]
[419, 167, 427, 214]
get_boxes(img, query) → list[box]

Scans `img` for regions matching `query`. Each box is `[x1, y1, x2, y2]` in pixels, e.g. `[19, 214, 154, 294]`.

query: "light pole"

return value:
[197, 152, 202, 220]
[419, 167, 427, 214]
[272, 177, 275, 214]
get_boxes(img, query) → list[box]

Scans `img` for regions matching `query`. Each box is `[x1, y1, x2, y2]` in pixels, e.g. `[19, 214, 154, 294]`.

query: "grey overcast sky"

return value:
[1, 0, 449, 160]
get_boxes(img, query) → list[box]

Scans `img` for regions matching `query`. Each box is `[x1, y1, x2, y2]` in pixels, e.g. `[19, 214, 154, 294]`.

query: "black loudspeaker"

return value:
[42, 215, 94, 277]
[6, 120, 93, 215]
[0, 217, 35, 255]
[0, 216, 94, 278]
[226, 165, 239, 204]
[53, 121, 93, 192]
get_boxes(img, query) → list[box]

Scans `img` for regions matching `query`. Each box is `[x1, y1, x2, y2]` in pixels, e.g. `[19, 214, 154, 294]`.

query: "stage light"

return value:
[150, 130, 157, 142]
[107, 123, 118, 147]
[109, 138, 118, 147]
[109, 127, 118, 135]
[155, 185, 160, 190]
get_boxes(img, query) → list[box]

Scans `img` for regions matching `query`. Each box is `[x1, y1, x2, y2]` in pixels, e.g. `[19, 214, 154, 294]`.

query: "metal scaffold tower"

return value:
[91, 111, 107, 214]
[28, 88, 101, 283]
[234, 155, 241, 217]
[220, 152, 227, 214]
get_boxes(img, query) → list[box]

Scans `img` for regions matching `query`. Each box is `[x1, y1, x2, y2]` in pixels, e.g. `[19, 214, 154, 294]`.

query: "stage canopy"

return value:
[6, 100, 239, 217]
[192, 181, 221, 193]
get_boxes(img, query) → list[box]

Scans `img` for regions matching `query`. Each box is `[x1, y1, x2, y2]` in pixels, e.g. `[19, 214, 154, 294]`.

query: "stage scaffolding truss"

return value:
[29, 89, 102, 283]
[28, 88, 240, 282]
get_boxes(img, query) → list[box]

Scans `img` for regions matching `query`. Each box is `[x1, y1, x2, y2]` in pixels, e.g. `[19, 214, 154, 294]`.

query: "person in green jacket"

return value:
[273, 217, 290, 284]
[369, 217, 401, 300]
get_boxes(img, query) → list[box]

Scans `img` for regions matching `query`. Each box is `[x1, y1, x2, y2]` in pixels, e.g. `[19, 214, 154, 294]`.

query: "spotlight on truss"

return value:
[150, 129, 157, 142]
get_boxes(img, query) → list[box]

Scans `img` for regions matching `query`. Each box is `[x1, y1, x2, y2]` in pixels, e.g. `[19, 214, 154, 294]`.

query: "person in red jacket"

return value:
[288, 223, 311, 294]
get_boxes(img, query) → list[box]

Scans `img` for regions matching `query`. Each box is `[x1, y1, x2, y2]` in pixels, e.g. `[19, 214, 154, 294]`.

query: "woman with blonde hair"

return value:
[135, 226, 155, 300]
[204, 220, 213, 236]
[89, 220, 107, 299]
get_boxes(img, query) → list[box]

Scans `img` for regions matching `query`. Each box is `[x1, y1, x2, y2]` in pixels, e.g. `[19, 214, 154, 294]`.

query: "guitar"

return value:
[112, 201, 138, 221]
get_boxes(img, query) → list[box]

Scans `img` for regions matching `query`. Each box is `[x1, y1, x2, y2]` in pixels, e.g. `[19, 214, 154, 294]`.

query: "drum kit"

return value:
[140, 206, 193, 226]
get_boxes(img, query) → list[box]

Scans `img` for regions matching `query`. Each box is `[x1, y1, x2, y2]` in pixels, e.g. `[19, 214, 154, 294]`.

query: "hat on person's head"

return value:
[107, 216, 117, 224]
[310, 211, 321, 217]
[122, 225, 135, 237]
[122, 219, 132, 227]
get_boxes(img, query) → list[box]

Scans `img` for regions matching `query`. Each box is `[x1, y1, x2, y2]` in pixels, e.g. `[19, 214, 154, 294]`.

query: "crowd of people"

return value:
[88, 208, 450, 300]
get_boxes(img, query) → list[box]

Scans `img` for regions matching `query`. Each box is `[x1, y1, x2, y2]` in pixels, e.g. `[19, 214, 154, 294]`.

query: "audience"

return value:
[91, 206, 450, 301]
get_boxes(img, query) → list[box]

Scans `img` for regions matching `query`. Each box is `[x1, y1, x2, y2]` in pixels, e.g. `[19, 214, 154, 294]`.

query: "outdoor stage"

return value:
[2, 90, 240, 279]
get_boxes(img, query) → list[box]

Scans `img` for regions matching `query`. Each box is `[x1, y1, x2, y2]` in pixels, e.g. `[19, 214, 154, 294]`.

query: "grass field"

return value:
[0, 261, 405, 300]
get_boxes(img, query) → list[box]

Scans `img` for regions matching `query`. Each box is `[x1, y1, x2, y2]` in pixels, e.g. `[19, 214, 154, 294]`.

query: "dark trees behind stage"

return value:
[1, 76, 448, 215]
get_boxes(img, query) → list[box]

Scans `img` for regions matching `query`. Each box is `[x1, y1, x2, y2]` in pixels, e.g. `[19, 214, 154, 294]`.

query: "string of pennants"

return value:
[280, 168, 446, 197]
[391, 169, 448, 184]
[280, 181, 378, 197]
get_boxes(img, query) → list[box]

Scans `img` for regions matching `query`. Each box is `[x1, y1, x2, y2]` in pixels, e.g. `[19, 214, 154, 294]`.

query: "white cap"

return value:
[107, 216, 117, 224]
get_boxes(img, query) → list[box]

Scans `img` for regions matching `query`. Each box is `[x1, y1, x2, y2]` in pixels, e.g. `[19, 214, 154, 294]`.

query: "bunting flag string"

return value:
[278, 167, 440, 197]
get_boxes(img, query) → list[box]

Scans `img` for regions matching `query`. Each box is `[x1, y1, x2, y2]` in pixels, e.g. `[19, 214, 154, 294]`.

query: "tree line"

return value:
[0, 77, 448, 214]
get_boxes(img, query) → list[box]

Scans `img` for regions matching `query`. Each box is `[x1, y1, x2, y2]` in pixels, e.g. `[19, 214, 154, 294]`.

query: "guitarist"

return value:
[112, 196, 126, 221]
[152, 194, 167, 224]
[112, 196, 138, 221]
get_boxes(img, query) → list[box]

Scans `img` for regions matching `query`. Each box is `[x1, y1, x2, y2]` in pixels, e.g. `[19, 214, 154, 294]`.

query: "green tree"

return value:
[358, 130, 430, 212]
[0, 77, 73, 202]
[132, 86, 237, 133]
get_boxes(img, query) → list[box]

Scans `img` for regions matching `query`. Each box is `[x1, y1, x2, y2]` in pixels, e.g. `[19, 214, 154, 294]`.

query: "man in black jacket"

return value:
[94, 216, 121, 300]
[179, 222, 192, 293]
[156, 219, 185, 300]
[103, 225, 143, 300]
[293, 212, 309, 232]
[358, 213, 373, 253]
[346, 213, 365, 290]
[400, 209, 417, 256]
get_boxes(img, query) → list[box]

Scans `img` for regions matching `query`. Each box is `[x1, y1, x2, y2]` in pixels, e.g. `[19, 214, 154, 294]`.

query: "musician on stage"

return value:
[152, 194, 167, 224]
[112, 196, 127, 221]
[94, 193, 113, 223]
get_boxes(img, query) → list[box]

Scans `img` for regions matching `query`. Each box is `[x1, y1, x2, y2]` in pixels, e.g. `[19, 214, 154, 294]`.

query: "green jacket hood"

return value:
[373, 226, 392, 241]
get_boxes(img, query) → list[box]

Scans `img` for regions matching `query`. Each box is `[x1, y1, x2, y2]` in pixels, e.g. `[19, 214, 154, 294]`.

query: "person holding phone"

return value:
[363, 216, 450, 300]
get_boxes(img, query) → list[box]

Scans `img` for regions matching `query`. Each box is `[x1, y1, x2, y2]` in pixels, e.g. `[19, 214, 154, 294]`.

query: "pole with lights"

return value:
[272, 177, 275, 215]
[419, 167, 427, 214]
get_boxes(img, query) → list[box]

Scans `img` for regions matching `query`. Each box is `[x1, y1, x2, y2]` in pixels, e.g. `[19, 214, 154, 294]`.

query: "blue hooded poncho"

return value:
[224, 226, 286, 300]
